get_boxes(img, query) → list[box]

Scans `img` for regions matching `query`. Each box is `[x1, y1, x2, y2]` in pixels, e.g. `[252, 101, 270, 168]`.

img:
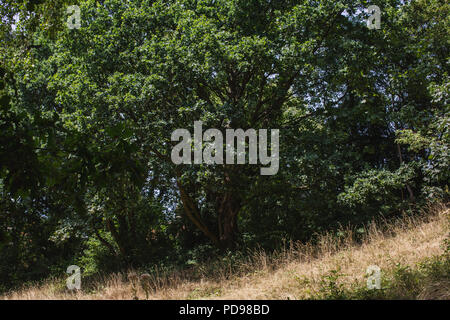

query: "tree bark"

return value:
[396, 143, 415, 202]
[175, 169, 242, 249]
[176, 178, 220, 246]
[217, 192, 241, 249]
[106, 217, 131, 263]
[94, 229, 117, 257]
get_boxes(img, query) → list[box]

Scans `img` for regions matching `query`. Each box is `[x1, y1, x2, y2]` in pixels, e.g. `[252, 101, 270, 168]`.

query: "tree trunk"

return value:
[176, 179, 220, 246]
[217, 193, 241, 249]
[176, 169, 242, 249]
[396, 143, 415, 202]
[106, 216, 132, 265]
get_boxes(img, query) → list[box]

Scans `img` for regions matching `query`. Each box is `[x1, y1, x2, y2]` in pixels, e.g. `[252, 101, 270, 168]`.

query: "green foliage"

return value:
[337, 166, 416, 213]
[77, 233, 119, 275]
[316, 268, 349, 300]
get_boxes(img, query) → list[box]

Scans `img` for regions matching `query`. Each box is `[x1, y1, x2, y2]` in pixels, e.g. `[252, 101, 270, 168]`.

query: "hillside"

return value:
[3, 204, 449, 300]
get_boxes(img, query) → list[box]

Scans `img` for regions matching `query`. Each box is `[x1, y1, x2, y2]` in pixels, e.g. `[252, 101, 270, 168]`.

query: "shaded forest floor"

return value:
[3, 204, 449, 300]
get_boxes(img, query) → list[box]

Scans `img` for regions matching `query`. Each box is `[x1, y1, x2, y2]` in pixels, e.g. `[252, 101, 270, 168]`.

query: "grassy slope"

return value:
[2, 205, 449, 300]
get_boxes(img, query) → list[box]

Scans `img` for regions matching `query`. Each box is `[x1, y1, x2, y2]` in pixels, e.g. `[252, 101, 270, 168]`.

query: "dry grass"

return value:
[2, 204, 449, 300]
